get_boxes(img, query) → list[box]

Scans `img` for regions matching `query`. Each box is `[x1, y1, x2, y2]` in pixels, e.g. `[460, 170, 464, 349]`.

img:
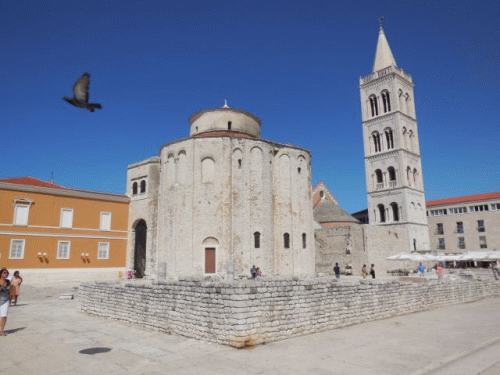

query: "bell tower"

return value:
[359, 19, 430, 251]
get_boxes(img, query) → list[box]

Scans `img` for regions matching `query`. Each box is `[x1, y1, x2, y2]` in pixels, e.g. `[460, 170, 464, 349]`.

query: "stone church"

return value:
[126, 24, 430, 279]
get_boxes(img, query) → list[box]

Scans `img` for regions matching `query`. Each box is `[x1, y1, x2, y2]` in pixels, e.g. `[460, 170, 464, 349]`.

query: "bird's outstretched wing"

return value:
[73, 73, 90, 103]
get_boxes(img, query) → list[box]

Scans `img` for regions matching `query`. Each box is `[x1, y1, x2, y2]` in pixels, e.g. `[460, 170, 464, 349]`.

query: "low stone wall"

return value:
[79, 275, 500, 348]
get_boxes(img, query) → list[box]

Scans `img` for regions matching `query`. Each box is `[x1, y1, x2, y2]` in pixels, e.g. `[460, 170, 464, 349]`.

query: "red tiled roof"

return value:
[0, 176, 126, 198]
[426, 191, 500, 207]
[192, 130, 256, 139]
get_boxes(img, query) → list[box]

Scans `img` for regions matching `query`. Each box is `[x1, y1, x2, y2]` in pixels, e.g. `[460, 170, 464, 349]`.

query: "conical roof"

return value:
[372, 26, 397, 73]
[313, 199, 360, 224]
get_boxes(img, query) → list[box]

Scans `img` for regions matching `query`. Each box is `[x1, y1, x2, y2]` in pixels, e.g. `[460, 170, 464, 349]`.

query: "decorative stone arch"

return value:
[132, 219, 147, 278]
[202, 237, 219, 274]
[201, 156, 215, 183]
[233, 148, 243, 170]
[177, 150, 187, 185]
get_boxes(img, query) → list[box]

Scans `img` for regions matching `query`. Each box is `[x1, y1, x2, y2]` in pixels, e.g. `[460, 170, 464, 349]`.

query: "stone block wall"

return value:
[79, 275, 500, 348]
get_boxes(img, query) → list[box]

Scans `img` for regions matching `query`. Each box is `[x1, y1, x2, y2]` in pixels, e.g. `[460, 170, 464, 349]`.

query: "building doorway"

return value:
[205, 248, 216, 274]
[134, 220, 147, 278]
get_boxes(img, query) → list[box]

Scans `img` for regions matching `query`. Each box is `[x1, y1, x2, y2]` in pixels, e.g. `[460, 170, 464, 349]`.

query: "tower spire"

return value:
[372, 17, 397, 73]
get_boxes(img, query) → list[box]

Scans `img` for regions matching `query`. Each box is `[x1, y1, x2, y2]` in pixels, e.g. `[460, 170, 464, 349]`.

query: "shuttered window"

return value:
[60, 208, 74, 228]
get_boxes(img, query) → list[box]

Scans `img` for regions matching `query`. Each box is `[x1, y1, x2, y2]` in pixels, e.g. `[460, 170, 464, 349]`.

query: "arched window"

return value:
[388, 167, 396, 181]
[140, 180, 146, 193]
[372, 131, 381, 152]
[407, 166, 412, 185]
[390, 202, 399, 222]
[302, 233, 306, 249]
[228, 121, 232, 130]
[254, 232, 260, 249]
[385, 128, 394, 149]
[283, 233, 290, 249]
[319, 191, 324, 198]
[413, 168, 418, 184]
[375, 169, 383, 189]
[369, 95, 378, 117]
[402, 127, 407, 149]
[399, 89, 405, 113]
[202, 157, 215, 183]
[377, 204, 386, 223]
[381, 90, 391, 113]
[132, 182, 138, 195]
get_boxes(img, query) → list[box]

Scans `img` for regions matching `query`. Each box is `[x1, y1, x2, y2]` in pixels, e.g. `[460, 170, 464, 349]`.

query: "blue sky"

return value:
[1, 0, 499, 213]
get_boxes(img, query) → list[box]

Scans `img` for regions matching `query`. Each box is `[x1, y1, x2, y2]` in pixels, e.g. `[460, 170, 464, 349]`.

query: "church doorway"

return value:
[134, 220, 147, 278]
[205, 248, 216, 273]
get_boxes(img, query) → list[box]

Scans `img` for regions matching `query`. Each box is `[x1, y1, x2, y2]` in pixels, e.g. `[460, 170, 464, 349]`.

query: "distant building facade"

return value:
[0, 177, 129, 284]
[127, 105, 315, 279]
[426, 192, 500, 253]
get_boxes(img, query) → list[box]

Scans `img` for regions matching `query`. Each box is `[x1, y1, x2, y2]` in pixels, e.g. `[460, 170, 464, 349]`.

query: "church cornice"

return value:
[363, 111, 416, 126]
[368, 186, 425, 197]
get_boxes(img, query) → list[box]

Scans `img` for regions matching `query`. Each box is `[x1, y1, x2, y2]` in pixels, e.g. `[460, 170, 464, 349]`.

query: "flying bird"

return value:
[63, 73, 102, 112]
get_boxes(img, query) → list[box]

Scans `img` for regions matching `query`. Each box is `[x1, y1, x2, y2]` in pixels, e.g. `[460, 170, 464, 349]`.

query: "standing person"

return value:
[437, 263, 444, 281]
[10, 271, 23, 306]
[333, 263, 341, 279]
[0, 268, 11, 336]
[361, 264, 368, 279]
[418, 263, 425, 277]
[250, 265, 257, 280]
[492, 262, 499, 281]
[370, 264, 376, 279]
[256, 267, 262, 278]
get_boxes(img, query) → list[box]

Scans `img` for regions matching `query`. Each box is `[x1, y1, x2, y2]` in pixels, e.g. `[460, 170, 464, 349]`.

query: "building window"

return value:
[385, 128, 394, 149]
[9, 239, 25, 259]
[458, 237, 465, 249]
[100, 212, 111, 231]
[479, 236, 487, 249]
[302, 233, 307, 249]
[436, 223, 444, 235]
[377, 204, 386, 223]
[254, 232, 260, 249]
[477, 220, 485, 232]
[140, 180, 146, 193]
[201, 157, 215, 183]
[238, 159, 242, 169]
[60, 208, 74, 228]
[491, 203, 500, 211]
[372, 132, 381, 152]
[13, 204, 30, 226]
[390, 202, 399, 222]
[430, 209, 447, 216]
[449, 207, 467, 215]
[228, 121, 232, 130]
[438, 238, 445, 250]
[456, 221, 464, 234]
[98, 242, 110, 259]
[375, 169, 383, 189]
[132, 182, 138, 195]
[319, 191, 324, 198]
[381, 90, 391, 113]
[283, 233, 290, 249]
[57, 241, 71, 259]
[369, 95, 378, 117]
[469, 205, 488, 212]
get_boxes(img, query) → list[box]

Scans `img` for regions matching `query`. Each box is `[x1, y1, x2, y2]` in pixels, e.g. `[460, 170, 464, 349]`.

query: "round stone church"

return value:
[126, 103, 315, 279]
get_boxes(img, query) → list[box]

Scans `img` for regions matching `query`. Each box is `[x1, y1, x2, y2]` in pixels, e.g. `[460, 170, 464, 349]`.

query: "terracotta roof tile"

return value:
[426, 191, 500, 207]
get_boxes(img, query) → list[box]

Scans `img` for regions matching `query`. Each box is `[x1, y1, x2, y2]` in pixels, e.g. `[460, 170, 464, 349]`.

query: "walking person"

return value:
[361, 264, 368, 279]
[334, 263, 341, 279]
[492, 262, 499, 281]
[250, 265, 257, 280]
[10, 271, 23, 306]
[370, 264, 376, 279]
[0, 268, 11, 336]
[437, 263, 444, 281]
[417, 263, 425, 277]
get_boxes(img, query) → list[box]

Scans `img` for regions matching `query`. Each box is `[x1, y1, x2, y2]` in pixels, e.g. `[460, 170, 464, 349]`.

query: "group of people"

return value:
[0, 269, 23, 336]
[334, 263, 375, 279]
[250, 265, 262, 279]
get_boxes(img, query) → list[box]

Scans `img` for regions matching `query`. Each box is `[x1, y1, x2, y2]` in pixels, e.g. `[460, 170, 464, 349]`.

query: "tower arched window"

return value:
[302, 233, 306, 249]
[406, 166, 412, 185]
[283, 233, 290, 249]
[377, 204, 386, 223]
[228, 121, 232, 130]
[390, 202, 399, 222]
[399, 89, 405, 113]
[388, 166, 396, 187]
[375, 169, 383, 186]
[381, 90, 391, 113]
[369, 95, 378, 117]
[372, 131, 381, 153]
[384, 128, 394, 149]
[140, 180, 146, 193]
[413, 168, 418, 185]
[132, 182, 138, 195]
[254, 232, 260, 249]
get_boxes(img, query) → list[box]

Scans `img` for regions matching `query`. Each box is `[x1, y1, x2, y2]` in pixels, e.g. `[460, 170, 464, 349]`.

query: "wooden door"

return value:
[205, 248, 215, 273]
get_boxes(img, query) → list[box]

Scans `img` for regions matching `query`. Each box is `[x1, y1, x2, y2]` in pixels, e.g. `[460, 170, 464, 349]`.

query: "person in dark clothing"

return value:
[370, 264, 376, 279]
[250, 265, 257, 279]
[334, 263, 341, 279]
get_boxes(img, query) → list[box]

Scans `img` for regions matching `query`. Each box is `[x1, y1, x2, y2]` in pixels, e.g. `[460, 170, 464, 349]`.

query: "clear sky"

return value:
[1, 0, 499, 213]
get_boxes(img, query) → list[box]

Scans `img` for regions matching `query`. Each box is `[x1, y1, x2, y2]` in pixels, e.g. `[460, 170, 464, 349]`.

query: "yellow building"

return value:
[0, 177, 129, 284]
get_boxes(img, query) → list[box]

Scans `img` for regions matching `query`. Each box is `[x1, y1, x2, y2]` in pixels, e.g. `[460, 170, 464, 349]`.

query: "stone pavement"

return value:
[1, 284, 500, 375]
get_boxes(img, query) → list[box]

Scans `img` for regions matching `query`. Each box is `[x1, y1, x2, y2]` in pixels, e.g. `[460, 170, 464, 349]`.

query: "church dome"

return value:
[189, 102, 261, 138]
